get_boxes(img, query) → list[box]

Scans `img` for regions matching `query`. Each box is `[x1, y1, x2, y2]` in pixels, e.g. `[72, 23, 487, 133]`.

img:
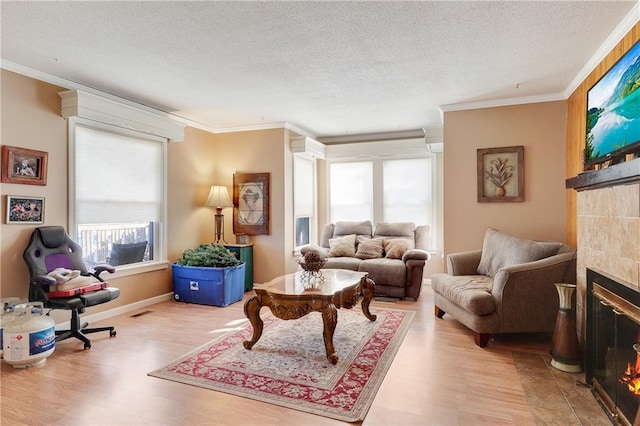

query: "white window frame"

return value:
[293, 153, 317, 250]
[61, 90, 183, 277]
[325, 139, 437, 249]
[68, 118, 169, 277]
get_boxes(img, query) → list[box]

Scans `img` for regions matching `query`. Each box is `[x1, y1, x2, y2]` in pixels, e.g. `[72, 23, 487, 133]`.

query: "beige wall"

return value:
[442, 101, 569, 256]
[166, 125, 294, 284]
[1, 70, 296, 319]
[1, 71, 69, 308]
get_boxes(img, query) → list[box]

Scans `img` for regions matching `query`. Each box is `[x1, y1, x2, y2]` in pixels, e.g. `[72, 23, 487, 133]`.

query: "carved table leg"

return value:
[322, 304, 339, 364]
[243, 296, 263, 350]
[360, 277, 377, 321]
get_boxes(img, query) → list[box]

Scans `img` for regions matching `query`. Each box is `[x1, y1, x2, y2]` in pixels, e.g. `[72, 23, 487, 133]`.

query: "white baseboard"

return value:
[56, 292, 173, 329]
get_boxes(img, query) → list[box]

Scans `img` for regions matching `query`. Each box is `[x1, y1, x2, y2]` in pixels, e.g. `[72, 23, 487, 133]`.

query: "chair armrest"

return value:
[300, 245, 329, 259]
[447, 250, 483, 276]
[491, 251, 577, 328]
[31, 275, 57, 287]
[29, 275, 56, 304]
[91, 264, 116, 280]
[402, 249, 430, 263]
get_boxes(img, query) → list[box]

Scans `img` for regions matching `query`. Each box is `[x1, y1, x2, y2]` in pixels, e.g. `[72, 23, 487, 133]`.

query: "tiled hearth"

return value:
[576, 182, 640, 341]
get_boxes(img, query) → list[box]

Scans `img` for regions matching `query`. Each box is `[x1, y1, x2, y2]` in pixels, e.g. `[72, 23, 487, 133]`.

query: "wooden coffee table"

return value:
[243, 269, 376, 364]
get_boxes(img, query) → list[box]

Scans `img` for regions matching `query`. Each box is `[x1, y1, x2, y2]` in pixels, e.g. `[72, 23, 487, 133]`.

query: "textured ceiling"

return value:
[1, 1, 638, 138]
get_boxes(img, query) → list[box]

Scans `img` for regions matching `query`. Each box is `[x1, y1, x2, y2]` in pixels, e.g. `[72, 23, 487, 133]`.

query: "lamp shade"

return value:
[205, 185, 233, 208]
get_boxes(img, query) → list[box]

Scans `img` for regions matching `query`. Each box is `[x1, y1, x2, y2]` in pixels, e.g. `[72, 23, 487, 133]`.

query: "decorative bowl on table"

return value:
[297, 258, 327, 272]
[297, 259, 326, 288]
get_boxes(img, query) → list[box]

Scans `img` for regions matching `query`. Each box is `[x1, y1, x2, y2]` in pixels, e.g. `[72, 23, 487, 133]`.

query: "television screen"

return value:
[586, 39, 640, 167]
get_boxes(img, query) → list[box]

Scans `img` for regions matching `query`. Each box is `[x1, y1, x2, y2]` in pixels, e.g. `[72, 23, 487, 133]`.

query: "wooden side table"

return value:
[224, 244, 254, 291]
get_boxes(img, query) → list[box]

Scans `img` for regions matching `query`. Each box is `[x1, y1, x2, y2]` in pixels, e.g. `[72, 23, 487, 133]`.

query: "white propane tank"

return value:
[3, 302, 55, 368]
[0, 297, 21, 360]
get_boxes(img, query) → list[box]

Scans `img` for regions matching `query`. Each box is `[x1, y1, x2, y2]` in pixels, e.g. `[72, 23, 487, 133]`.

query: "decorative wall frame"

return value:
[233, 172, 270, 235]
[1, 145, 48, 186]
[6, 195, 45, 224]
[477, 146, 524, 202]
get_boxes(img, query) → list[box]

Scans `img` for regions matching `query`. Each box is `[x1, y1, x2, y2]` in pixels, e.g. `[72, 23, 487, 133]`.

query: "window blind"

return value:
[75, 125, 163, 224]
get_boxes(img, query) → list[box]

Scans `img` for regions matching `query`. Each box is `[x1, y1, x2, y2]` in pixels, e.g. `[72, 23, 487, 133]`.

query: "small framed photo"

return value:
[477, 146, 524, 203]
[233, 172, 270, 236]
[6, 196, 45, 224]
[1, 145, 48, 186]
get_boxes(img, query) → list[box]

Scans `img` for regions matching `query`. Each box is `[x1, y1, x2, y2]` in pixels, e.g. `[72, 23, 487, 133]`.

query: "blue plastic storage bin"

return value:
[172, 263, 245, 307]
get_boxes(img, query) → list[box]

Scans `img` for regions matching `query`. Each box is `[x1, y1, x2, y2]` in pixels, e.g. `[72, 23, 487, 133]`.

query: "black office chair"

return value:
[23, 226, 120, 349]
[109, 241, 147, 266]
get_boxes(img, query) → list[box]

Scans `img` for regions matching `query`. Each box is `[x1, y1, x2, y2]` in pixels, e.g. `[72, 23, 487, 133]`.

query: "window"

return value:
[329, 162, 373, 222]
[293, 155, 316, 249]
[329, 157, 433, 238]
[383, 158, 431, 225]
[71, 122, 166, 268]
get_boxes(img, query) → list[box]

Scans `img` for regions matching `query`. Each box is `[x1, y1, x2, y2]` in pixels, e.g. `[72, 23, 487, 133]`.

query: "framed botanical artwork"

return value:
[233, 172, 270, 236]
[6, 195, 45, 224]
[477, 146, 524, 203]
[1, 145, 48, 186]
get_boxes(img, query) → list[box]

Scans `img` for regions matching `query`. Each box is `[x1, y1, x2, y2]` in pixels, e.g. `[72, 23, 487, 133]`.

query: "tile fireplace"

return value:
[567, 159, 640, 424]
[587, 268, 640, 425]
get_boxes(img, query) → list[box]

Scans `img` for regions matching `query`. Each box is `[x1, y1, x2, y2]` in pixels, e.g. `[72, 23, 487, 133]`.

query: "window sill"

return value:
[106, 260, 170, 280]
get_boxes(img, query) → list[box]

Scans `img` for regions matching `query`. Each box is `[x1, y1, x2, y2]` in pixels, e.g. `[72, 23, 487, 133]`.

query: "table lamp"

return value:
[205, 185, 233, 243]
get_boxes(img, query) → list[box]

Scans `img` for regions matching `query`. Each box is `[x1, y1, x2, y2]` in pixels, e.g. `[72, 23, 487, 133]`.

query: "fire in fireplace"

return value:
[620, 342, 640, 396]
[587, 268, 640, 426]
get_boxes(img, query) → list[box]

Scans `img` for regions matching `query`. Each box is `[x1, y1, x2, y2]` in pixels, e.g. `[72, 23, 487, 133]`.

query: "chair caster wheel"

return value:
[84, 343, 91, 350]
[110, 330, 117, 337]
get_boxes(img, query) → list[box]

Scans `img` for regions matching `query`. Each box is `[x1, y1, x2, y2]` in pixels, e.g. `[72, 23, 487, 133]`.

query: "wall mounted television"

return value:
[585, 39, 640, 169]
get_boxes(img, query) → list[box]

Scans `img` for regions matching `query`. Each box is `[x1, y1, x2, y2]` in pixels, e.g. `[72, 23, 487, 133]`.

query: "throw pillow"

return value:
[328, 234, 357, 257]
[477, 228, 563, 277]
[383, 238, 415, 259]
[355, 236, 384, 259]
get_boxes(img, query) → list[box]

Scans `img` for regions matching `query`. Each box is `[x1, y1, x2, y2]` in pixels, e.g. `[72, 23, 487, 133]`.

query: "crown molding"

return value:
[211, 121, 288, 134]
[441, 3, 639, 115]
[439, 92, 565, 113]
[564, 2, 640, 98]
[1, 60, 202, 135]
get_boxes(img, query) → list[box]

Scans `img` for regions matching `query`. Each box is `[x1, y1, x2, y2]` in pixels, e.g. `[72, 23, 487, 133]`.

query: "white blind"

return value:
[76, 125, 163, 224]
[383, 158, 431, 225]
[329, 162, 373, 222]
[294, 156, 314, 217]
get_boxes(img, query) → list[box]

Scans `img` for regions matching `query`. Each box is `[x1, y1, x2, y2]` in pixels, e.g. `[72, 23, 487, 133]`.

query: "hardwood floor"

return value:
[1, 284, 605, 425]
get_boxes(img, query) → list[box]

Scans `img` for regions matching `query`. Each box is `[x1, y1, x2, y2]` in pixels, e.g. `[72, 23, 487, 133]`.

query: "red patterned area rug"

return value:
[148, 306, 414, 422]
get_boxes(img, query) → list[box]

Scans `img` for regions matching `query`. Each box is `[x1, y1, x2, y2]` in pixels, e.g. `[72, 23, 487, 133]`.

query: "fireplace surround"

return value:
[587, 268, 640, 425]
[567, 159, 640, 424]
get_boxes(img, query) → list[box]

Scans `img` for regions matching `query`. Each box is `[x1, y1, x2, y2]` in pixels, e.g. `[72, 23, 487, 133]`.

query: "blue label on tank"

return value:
[29, 326, 55, 355]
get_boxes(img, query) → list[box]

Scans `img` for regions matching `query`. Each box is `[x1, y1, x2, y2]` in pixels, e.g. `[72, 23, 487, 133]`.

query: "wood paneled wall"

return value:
[565, 22, 640, 246]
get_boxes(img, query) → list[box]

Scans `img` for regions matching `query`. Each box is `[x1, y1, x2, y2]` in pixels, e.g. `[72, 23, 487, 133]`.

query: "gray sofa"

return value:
[300, 221, 430, 299]
[431, 228, 576, 347]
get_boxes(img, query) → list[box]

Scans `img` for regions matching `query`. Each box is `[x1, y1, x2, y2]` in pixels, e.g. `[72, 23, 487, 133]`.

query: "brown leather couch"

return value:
[300, 221, 430, 299]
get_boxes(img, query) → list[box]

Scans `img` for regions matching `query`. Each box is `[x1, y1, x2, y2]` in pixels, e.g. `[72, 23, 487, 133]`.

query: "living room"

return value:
[1, 2, 639, 424]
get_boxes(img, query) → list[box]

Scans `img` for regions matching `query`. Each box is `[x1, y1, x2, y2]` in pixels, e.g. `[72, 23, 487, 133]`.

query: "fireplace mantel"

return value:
[566, 158, 640, 191]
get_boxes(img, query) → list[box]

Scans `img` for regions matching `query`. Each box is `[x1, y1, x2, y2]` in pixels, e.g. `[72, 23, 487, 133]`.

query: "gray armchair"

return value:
[431, 228, 576, 347]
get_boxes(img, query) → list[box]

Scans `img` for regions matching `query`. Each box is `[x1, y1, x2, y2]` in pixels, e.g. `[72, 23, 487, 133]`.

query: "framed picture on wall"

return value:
[477, 146, 524, 203]
[233, 172, 270, 236]
[1, 145, 48, 186]
[6, 195, 45, 224]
